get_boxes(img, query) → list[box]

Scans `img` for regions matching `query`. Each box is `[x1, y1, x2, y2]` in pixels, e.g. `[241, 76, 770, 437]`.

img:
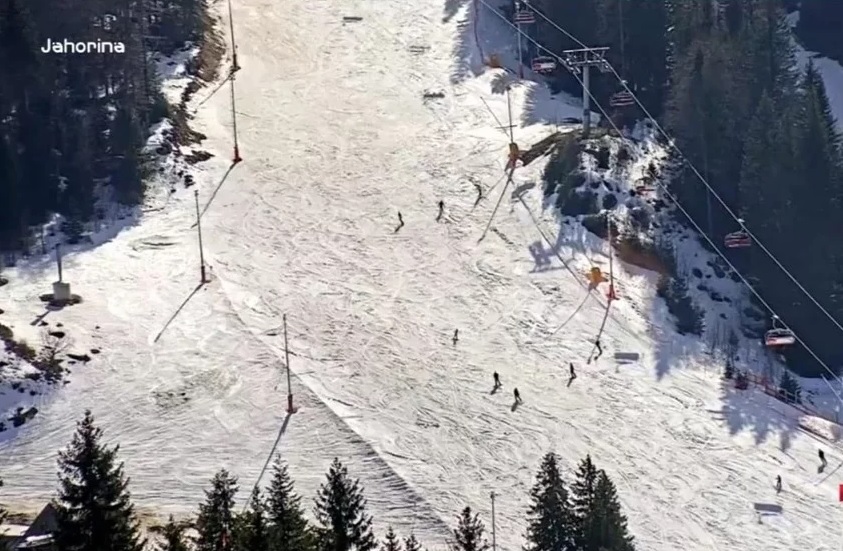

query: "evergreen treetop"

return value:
[381, 526, 401, 551]
[451, 507, 489, 551]
[266, 456, 313, 551]
[195, 469, 239, 551]
[313, 458, 376, 551]
[403, 534, 424, 551]
[524, 452, 576, 551]
[591, 471, 635, 551]
[156, 516, 190, 551]
[570, 455, 600, 551]
[52, 410, 145, 551]
[232, 491, 269, 551]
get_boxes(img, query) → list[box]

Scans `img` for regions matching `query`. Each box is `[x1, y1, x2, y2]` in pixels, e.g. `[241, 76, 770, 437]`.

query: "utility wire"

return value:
[477, 0, 843, 396]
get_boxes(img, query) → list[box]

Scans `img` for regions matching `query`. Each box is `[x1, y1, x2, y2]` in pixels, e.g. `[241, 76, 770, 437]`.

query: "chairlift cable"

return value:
[519, 0, 843, 346]
[475, 0, 843, 393]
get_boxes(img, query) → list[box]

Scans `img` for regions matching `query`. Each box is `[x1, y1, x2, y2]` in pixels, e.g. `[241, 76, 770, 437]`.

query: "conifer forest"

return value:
[0, 0, 206, 250]
[533, 0, 843, 376]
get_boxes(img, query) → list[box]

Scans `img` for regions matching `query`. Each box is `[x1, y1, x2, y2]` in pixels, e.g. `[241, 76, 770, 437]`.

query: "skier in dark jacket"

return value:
[819, 449, 827, 467]
[493, 371, 501, 388]
[514, 387, 522, 403]
[775, 475, 782, 494]
[437, 200, 445, 221]
[569, 363, 576, 378]
[395, 211, 404, 232]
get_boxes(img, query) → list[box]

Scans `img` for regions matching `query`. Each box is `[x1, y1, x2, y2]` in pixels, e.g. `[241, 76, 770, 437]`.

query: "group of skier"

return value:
[394, 200, 835, 506]
[394, 184, 486, 232]
[492, 371, 522, 404]
[399, 199, 611, 407]
[486, 363, 577, 406]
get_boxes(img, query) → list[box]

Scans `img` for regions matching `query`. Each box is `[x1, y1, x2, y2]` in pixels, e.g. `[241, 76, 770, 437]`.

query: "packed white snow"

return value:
[1, 0, 841, 549]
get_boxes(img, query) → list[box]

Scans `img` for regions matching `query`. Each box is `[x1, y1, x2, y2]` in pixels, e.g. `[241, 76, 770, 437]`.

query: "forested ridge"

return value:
[531, 0, 843, 377]
[0, 0, 209, 252]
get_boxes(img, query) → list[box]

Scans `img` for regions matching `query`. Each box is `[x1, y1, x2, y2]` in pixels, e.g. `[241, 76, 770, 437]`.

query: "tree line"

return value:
[0, 411, 637, 551]
[0, 0, 207, 251]
[530, 0, 843, 377]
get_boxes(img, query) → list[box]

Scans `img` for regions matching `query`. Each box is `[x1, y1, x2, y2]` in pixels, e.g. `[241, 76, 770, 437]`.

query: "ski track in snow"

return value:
[1, 0, 841, 549]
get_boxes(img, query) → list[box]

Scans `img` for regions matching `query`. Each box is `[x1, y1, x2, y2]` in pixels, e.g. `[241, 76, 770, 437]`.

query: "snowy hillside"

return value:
[1, 0, 842, 549]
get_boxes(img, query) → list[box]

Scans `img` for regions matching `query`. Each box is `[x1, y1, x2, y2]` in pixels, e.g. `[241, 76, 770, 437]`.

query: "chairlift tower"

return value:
[560, 47, 610, 136]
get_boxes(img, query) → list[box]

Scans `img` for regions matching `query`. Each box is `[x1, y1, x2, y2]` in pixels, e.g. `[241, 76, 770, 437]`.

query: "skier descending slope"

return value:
[452, 329, 459, 345]
[818, 449, 827, 472]
[594, 339, 603, 359]
[437, 200, 445, 221]
[513, 387, 522, 404]
[493, 371, 501, 389]
[569, 363, 576, 378]
[394, 211, 404, 233]
[775, 475, 782, 494]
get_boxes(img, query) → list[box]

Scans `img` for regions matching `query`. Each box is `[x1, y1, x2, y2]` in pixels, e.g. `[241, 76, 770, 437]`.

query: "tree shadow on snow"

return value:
[716, 378, 800, 452]
[643, 312, 801, 449]
[5, 159, 239, 285]
[448, 0, 486, 85]
[5, 205, 143, 282]
[520, 78, 588, 128]
[527, 240, 565, 274]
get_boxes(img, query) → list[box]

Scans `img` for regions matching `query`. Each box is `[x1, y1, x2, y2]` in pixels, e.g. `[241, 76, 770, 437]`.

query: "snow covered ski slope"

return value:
[1, 0, 842, 549]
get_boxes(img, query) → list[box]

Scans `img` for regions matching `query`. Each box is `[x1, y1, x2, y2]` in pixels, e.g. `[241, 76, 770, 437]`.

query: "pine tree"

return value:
[313, 458, 376, 551]
[724, 358, 735, 380]
[233, 492, 269, 551]
[657, 274, 703, 336]
[450, 507, 488, 551]
[108, 108, 146, 205]
[779, 370, 801, 404]
[525, 452, 576, 551]
[266, 457, 312, 551]
[381, 527, 401, 551]
[156, 516, 190, 551]
[803, 61, 841, 150]
[0, 134, 21, 250]
[195, 469, 239, 551]
[570, 455, 599, 551]
[739, 92, 793, 240]
[52, 410, 145, 551]
[591, 471, 635, 551]
[745, 0, 800, 108]
[403, 534, 423, 551]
